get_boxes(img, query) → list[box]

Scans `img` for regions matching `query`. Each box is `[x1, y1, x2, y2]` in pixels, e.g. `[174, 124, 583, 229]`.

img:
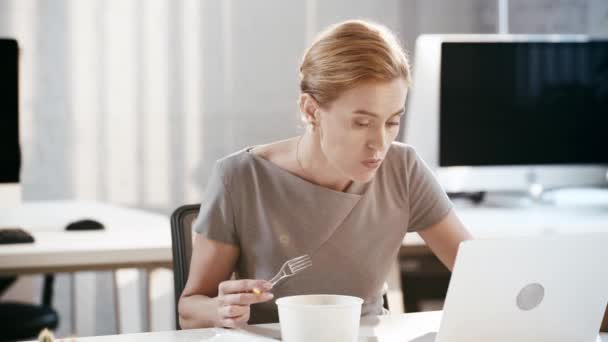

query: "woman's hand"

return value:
[216, 279, 274, 328]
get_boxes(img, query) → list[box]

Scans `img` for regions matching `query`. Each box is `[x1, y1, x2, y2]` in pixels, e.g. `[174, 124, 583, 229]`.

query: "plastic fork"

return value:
[269, 254, 312, 287]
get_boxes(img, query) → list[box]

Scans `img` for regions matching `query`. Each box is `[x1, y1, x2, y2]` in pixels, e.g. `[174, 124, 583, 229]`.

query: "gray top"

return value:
[193, 142, 452, 324]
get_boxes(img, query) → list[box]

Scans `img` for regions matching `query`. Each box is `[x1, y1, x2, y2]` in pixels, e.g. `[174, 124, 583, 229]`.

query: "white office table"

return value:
[3, 201, 608, 274]
[3, 200, 608, 335]
[0, 200, 171, 335]
[0, 200, 171, 275]
[25, 311, 608, 342]
[405, 203, 608, 247]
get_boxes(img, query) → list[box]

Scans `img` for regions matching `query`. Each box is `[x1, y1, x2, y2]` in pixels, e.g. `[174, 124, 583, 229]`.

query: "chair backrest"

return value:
[170, 204, 200, 329]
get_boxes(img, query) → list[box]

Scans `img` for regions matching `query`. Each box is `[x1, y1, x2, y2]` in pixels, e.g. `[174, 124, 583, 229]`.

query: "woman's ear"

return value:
[298, 93, 320, 128]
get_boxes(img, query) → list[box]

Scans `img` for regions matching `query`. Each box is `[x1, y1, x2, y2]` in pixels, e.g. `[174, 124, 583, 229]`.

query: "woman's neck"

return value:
[296, 133, 353, 192]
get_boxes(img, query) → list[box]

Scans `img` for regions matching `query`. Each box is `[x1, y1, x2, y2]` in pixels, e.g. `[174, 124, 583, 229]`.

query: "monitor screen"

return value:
[0, 39, 20, 183]
[439, 41, 608, 167]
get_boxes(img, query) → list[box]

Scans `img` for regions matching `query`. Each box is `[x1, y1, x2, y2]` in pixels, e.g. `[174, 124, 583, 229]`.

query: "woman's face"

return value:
[316, 78, 408, 183]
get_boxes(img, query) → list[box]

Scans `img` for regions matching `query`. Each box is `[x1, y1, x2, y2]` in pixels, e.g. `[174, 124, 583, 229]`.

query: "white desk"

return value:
[4, 201, 606, 273]
[405, 204, 608, 247]
[0, 200, 171, 335]
[0, 200, 171, 274]
[25, 311, 608, 342]
[3, 201, 608, 335]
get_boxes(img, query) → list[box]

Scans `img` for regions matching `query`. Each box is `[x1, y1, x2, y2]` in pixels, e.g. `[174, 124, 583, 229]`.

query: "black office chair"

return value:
[170, 204, 199, 330]
[170, 204, 390, 330]
[0, 274, 59, 341]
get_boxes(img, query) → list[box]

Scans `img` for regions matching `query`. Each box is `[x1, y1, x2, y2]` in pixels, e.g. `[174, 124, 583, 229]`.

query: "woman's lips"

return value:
[362, 159, 382, 169]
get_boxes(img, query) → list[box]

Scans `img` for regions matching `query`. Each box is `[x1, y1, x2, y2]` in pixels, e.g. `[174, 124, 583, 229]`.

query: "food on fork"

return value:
[38, 328, 55, 342]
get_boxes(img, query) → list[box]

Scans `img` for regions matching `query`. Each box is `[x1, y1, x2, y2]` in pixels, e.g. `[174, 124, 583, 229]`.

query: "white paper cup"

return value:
[276, 294, 363, 342]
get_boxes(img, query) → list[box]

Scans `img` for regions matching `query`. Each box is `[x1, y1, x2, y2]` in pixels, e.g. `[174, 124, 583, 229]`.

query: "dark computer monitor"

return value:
[0, 38, 20, 184]
[440, 41, 608, 167]
[405, 35, 608, 193]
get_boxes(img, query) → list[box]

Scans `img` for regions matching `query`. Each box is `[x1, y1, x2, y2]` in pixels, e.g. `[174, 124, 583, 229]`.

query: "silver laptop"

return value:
[434, 233, 608, 342]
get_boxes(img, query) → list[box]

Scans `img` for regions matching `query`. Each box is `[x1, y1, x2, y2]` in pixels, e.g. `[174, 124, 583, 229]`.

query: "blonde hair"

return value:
[299, 20, 411, 107]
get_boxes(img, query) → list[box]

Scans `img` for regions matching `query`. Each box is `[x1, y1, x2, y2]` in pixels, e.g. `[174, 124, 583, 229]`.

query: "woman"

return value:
[179, 19, 472, 329]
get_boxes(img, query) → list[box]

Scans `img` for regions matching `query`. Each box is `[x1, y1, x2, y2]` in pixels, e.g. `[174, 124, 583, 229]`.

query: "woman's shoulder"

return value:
[380, 142, 424, 187]
[248, 138, 297, 165]
[214, 138, 298, 185]
[214, 148, 255, 184]
[385, 141, 418, 168]
[367, 142, 419, 207]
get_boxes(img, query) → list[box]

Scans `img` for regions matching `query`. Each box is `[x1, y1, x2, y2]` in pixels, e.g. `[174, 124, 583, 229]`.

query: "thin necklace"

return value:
[295, 135, 308, 176]
[296, 135, 351, 192]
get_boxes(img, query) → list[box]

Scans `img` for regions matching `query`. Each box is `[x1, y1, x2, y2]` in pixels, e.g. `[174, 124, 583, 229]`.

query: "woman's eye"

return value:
[386, 121, 400, 127]
[355, 121, 370, 127]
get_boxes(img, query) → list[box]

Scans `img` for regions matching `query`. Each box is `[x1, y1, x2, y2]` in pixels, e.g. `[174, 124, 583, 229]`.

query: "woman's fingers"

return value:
[218, 304, 249, 319]
[220, 311, 250, 329]
[220, 292, 274, 305]
[216, 279, 273, 328]
[218, 279, 272, 295]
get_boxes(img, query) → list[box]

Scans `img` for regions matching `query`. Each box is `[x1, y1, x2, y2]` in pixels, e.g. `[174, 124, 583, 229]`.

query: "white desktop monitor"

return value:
[404, 35, 608, 193]
[0, 38, 22, 207]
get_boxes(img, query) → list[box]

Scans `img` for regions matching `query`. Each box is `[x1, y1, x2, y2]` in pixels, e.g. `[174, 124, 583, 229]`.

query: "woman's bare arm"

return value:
[417, 209, 473, 271]
[178, 233, 274, 329]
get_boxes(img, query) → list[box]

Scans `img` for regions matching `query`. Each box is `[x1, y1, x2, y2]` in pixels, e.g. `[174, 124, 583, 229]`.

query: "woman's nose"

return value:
[366, 129, 387, 151]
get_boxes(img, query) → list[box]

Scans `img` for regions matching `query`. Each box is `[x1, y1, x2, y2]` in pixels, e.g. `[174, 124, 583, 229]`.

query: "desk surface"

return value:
[2, 201, 608, 275]
[0, 201, 171, 274]
[404, 204, 608, 245]
[27, 311, 608, 342]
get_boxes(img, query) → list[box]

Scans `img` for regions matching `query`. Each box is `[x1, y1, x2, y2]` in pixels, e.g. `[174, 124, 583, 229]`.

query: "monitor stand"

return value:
[479, 190, 550, 208]
[485, 181, 550, 207]
[449, 190, 539, 208]
[450, 185, 608, 208]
